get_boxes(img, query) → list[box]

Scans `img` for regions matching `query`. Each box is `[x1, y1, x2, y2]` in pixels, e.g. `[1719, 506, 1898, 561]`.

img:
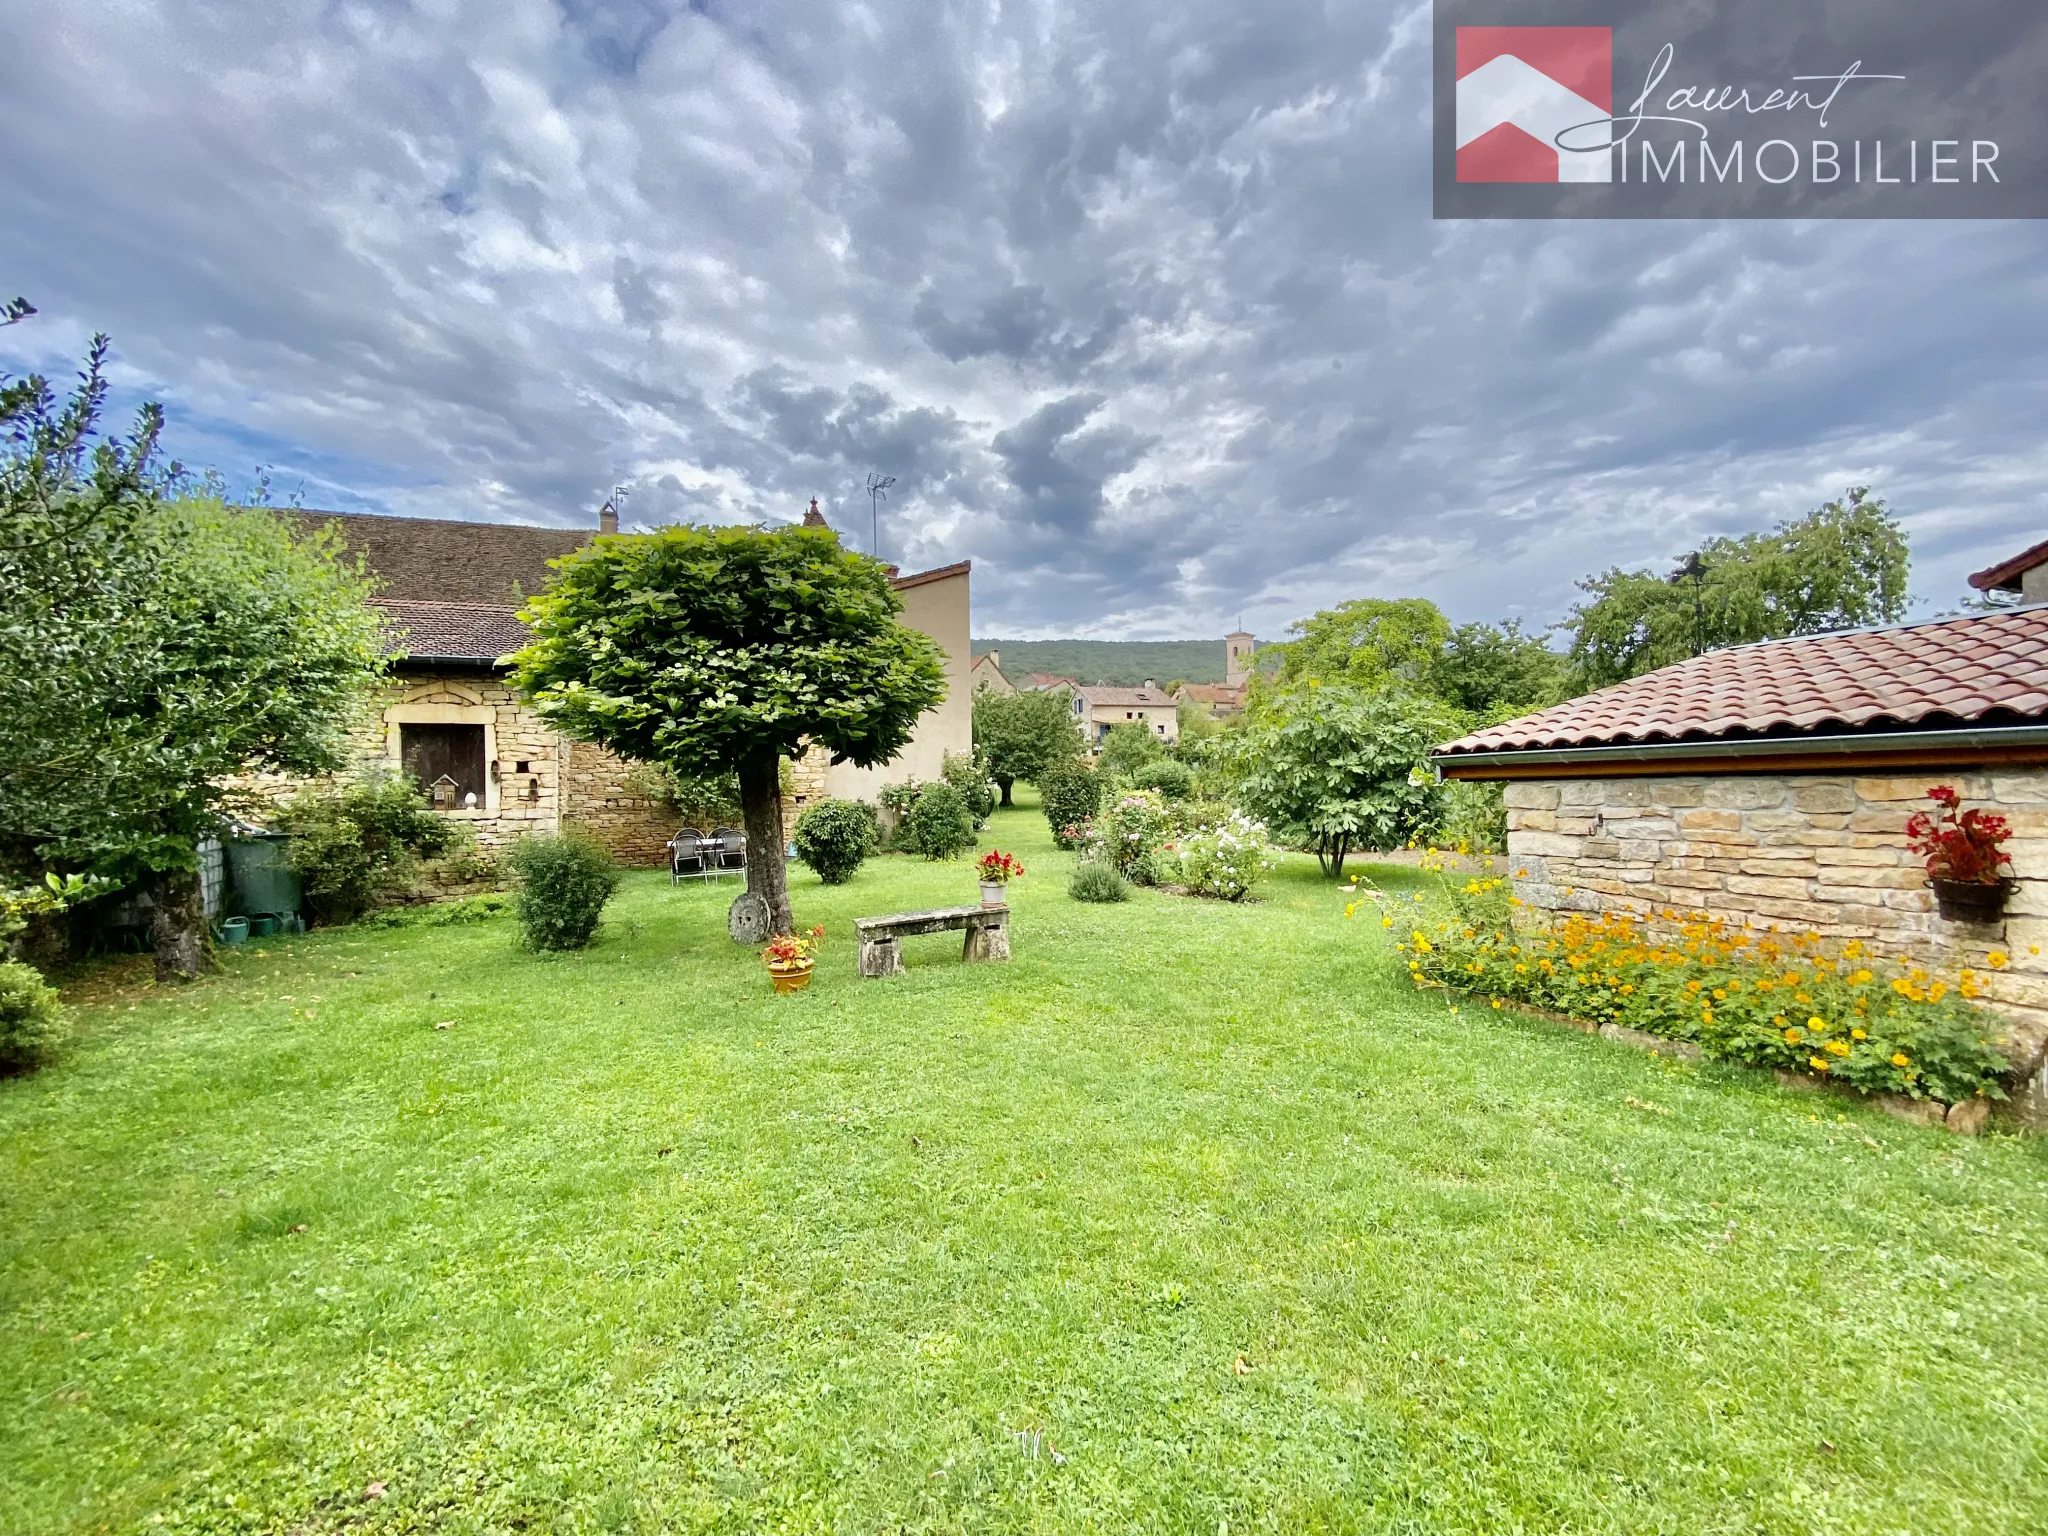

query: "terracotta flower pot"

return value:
[980, 881, 1007, 908]
[1932, 877, 2012, 924]
[766, 958, 815, 994]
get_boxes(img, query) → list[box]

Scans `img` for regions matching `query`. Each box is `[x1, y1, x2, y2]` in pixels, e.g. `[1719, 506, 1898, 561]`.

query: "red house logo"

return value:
[1456, 27, 1613, 183]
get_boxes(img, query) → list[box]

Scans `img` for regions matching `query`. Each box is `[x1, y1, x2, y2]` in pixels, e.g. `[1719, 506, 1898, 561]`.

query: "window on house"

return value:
[400, 723, 487, 809]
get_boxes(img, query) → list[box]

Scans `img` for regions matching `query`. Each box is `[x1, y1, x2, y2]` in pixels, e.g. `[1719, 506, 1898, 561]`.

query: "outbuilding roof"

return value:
[1436, 607, 2048, 762]
[286, 509, 592, 606]
[1969, 537, 2048, 593]
[373, 599, 531, 665]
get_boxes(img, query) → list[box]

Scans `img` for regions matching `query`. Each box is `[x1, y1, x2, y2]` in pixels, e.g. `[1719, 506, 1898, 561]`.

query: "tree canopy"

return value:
[509, 522, 949, 932]
[3, 327, 387, 978]
[972, 686, 1079, 805]
[1565, 489, 1910, 689]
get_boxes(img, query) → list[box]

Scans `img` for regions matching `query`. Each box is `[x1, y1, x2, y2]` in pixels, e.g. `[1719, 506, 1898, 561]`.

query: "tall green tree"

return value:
[972, 686, 1078, 805]
[1231, 686, 1454, 879]
[1427, 618, 1571, 720]
[1266, 597, 1451, 695]
[2, 323, 386, 980]
[1566, 490, 1909, 689]
[509, 523, 948, 935]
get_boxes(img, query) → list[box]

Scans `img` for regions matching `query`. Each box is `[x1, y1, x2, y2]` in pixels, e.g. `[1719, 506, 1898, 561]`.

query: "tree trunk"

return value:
[150, 866, 206, 982]
[738, 752, 793, 935]
[996, 775, 1014, 807]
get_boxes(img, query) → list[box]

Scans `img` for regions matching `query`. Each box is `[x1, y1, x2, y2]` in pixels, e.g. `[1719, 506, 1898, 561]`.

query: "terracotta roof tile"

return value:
[1438, 607, 2048, 756]
[1969, 537, 2048, 592]
[373, 599, 529, 665]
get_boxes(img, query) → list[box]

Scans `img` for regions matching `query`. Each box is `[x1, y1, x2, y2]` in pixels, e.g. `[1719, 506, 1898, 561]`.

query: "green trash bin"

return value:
[225, 833, 302, 923]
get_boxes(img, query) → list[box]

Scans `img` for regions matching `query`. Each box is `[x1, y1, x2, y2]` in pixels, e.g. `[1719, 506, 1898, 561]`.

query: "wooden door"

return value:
[400, 724, 487, 808]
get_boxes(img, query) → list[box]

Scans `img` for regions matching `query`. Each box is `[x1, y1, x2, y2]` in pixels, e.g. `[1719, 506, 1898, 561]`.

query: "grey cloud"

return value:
[0, 0, 2043, 640]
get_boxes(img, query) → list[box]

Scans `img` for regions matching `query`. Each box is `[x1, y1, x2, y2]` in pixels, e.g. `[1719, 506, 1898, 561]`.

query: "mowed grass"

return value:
[3, 793, 2047, 1535]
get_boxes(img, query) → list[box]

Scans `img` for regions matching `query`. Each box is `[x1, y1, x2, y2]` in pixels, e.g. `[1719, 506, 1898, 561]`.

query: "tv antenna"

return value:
[866, 473, 896, 560]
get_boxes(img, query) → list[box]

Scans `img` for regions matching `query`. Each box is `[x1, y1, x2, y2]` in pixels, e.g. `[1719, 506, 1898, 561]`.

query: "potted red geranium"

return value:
[976, 849, 1024, 907]
[1906, 786, 2014, 923]
[762, 926, 826, 992]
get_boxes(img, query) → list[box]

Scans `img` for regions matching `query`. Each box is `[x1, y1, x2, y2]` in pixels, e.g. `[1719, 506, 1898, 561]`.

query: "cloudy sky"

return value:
[3, 1, 2044, 639]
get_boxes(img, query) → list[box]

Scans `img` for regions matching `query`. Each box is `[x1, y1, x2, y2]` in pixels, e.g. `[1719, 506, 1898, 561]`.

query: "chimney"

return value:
[1143, 678, 1156, 692]
[987, 649, 999, 671]
[598, 502, 618, 535]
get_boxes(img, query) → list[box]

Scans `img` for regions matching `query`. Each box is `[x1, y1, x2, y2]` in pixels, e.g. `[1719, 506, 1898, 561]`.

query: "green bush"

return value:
[509, 832, 621, 950]
[1440, 779, 1507, 854]
[902, 782, 976, 861]
[1082, 790, 1174, 882]
[282, 777, 459, 924]
[941, 751, 998, 829]
[0, 959, 68, 1073]
[794, 799, 879, 884]
[1132, 759, 1194, 800]
[1040, 760, 1103, 849]
[1069, 861, 1131, 903]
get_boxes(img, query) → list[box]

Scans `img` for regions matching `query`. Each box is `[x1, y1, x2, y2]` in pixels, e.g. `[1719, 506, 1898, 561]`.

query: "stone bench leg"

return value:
[962, 915, 1010, 963]
[858, 933, 903, 978]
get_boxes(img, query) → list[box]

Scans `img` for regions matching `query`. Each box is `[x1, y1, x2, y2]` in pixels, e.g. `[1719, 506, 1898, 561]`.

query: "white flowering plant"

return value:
[1167, 811, 1277, 901]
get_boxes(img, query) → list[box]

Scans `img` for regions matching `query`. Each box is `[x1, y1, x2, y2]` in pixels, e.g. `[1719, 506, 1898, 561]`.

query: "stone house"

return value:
[269, 509, 972, 863]
[1432, 585, 2048, 1121]
[971, 650, 1015, 695]
[1073, 683, 1179, 748]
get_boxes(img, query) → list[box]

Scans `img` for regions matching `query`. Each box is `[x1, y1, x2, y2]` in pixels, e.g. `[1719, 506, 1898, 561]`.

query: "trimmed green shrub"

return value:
[282, 776, 459, 924]
[1068, 861, 1131, 903]
[902, 782, 975, 861]
[1040, 759, 1102, 849]
[510, 832, 621, 950]
[794, 798, 879, 884]
[1132, 759, 1193, 800]
[941, 751, 998, 829]
[0, 959, 67, 1073]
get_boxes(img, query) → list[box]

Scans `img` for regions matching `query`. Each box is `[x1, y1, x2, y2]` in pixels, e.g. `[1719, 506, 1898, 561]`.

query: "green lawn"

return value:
[4, 794, 2046, 1535]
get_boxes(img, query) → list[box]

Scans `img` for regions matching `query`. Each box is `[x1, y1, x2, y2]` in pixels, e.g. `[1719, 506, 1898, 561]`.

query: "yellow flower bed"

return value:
[1382, 878, 2010, 1105]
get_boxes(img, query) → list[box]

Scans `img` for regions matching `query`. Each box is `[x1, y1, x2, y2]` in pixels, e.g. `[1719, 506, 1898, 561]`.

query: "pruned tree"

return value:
[508, 522, 949, 935]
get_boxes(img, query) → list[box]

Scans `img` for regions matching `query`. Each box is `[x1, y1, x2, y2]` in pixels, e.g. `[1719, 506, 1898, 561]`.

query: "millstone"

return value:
[726, 892, 772, 944]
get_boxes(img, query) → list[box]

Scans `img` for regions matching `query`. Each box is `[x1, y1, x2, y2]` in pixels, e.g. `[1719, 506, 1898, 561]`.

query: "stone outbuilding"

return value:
[1432, 596, 2048, 1122]
[264, 509, 973, 864]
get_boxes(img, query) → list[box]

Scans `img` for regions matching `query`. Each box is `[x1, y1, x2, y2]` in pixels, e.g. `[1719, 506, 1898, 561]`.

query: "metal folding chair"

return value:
[667, 827, 708, 884]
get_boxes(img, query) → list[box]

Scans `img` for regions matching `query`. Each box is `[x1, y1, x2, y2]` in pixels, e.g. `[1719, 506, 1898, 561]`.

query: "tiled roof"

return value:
[284, 509, 593, 605]
[373, 599, 529, 665]
[1437, 607, 2048, 756]
[1021, 673, 1077, 690]
[1078, 685, 1175, 708]
[891, 559, 971, 592]
[1969, 537, 2048, 592]
[1176, 682, 1246, 707]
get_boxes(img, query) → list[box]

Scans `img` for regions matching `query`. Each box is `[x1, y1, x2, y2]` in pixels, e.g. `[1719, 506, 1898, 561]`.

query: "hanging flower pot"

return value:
[1908, 787, 2016, 925]
[1932, 878, 2014, 924]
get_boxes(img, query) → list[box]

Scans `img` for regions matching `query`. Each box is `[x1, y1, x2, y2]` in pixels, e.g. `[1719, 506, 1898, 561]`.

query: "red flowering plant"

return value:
[1905, 786, 2013, 885]
[762, 925, 826, 967]
[976, 849, 1025, 884]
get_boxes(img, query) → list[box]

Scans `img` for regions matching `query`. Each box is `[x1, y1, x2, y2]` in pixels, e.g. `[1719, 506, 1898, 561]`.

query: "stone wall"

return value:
[1507, 770, 2048, 1115]
[242, 670, 672, 867]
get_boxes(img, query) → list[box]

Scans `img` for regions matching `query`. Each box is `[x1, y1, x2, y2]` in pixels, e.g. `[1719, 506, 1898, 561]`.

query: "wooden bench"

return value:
[855, 904, 1010, 977]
